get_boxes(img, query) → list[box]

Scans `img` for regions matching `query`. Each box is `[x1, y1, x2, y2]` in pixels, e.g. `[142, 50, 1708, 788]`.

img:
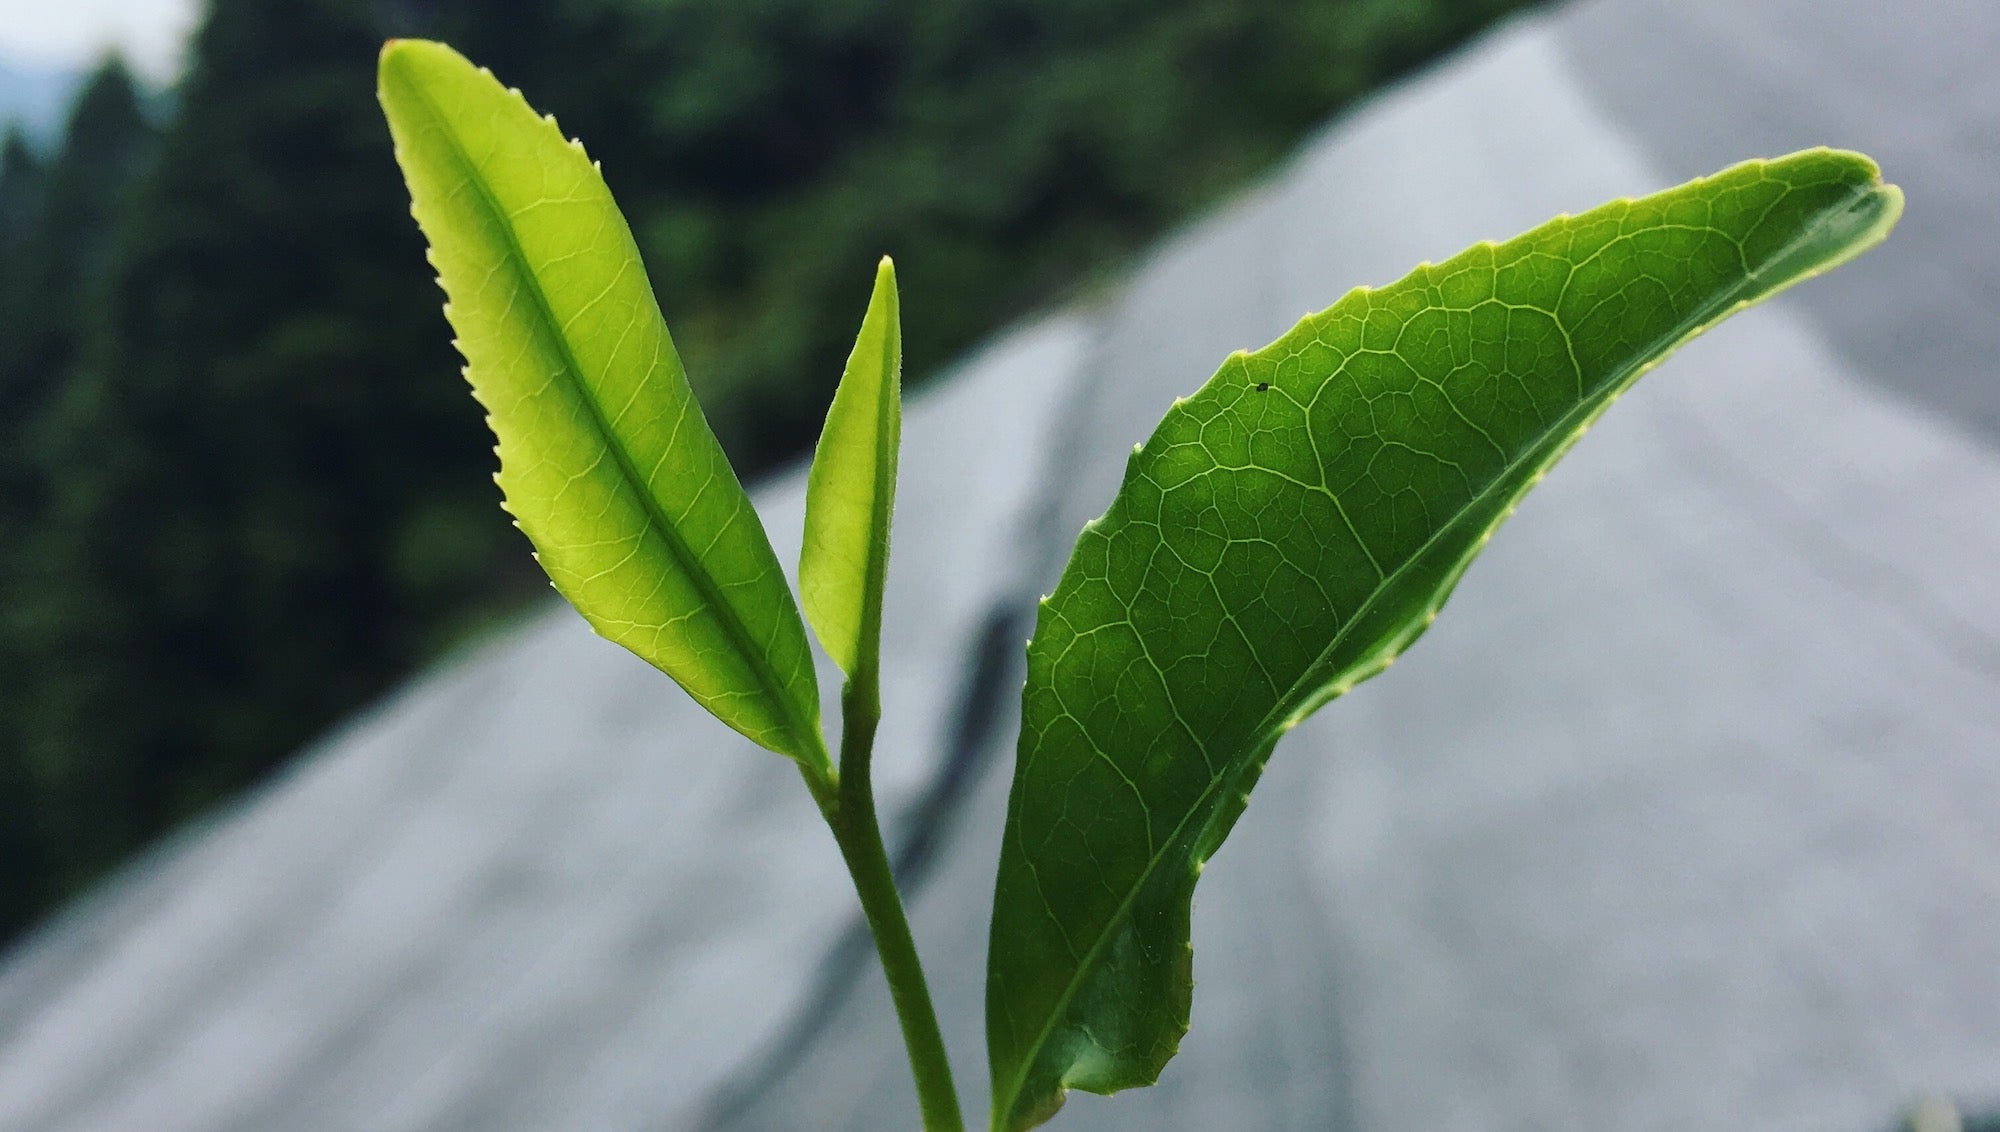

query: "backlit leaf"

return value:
[802, 257, 902, 680]
[378, 40, 827, 771]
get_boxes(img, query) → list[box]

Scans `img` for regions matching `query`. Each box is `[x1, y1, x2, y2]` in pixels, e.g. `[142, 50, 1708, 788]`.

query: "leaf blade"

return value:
[801, 256, 902, 679]
[986, 149, 1901, 1130]
[378, 40, 826, 769]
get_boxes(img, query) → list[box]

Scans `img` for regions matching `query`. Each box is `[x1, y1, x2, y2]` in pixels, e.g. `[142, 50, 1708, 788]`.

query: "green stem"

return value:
[804, 675, 964, 1132]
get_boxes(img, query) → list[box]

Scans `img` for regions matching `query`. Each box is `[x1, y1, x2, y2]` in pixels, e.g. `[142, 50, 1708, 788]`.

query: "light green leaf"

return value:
[801, 257, 902, 680]
[986, 149, 1901, 1130]
[378, 40, 827, 771]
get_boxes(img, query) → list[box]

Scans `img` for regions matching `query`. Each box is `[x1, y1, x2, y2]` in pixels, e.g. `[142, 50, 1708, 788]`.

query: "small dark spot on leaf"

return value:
[1255, 382, 1270, 392]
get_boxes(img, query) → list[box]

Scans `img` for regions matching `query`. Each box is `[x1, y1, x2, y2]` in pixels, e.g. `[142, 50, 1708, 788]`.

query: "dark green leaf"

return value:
[986, 149, 1901, 1130]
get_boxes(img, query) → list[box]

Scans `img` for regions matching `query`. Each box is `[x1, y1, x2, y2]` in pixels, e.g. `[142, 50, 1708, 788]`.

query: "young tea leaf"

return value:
[801, 257, 902, 680]
[378, 41, 828, 771]
[986, 149, 1901, 1130]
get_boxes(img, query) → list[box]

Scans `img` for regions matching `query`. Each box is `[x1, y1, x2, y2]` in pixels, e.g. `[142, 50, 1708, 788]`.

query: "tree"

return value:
[0, 60, 156, 920]
[0, 126, 43, 274]
[0, 61, 152, 437]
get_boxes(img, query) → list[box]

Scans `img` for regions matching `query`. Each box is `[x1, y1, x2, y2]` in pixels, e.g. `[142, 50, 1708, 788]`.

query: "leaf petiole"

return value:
[803, 667, 965, 1132]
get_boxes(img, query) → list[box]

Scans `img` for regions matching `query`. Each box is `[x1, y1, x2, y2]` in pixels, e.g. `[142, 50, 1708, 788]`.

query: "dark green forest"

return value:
[0, 0, 1533, 945]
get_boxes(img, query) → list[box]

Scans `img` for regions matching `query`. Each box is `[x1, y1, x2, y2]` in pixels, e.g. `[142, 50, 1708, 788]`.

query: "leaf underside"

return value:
[801, 256, 902, 680]
[378, 40, 825, 768]
[986, 149, 1901, 1131]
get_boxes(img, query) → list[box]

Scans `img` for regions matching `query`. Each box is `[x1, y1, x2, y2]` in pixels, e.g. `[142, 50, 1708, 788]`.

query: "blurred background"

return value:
[0, 1, 1995, 1130]
[0, 0, 1528, 945]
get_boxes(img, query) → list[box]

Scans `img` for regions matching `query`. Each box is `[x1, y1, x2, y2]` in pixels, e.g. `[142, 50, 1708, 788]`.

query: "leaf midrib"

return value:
[996, 173, 1882, 1125]
[401, 75, 822, 764]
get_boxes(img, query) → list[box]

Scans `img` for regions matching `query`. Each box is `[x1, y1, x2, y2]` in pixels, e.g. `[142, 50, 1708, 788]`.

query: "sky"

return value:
[0, 0, 198, 82]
